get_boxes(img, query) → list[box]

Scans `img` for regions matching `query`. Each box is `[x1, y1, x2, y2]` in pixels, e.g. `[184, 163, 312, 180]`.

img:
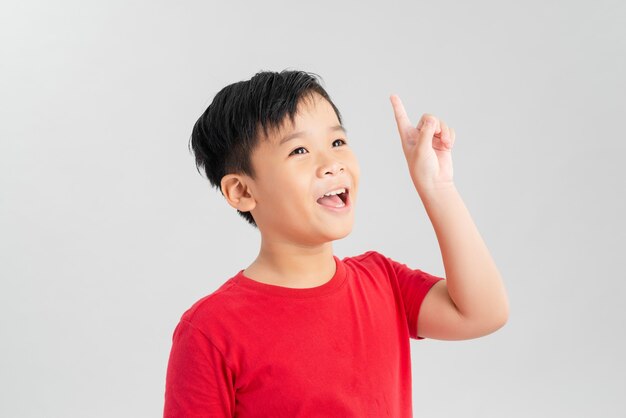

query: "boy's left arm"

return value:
[417, 184, 509, 340]
[390, 95, 509, 341]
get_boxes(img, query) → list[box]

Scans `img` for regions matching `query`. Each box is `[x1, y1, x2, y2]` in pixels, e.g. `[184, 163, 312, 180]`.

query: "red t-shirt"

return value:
[163, 250, 444, 417]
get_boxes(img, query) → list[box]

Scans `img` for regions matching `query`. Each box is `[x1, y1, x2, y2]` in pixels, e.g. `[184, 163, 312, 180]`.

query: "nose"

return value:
[318, 157, 345, 177]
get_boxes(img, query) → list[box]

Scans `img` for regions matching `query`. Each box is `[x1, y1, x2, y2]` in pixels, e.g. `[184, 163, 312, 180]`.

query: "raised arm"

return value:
[389, 95, 509, 340]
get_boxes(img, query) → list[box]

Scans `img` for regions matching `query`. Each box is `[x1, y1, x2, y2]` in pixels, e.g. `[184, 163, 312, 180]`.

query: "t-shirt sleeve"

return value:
[163, 319, 235, 418]
[380, 252, 445, 340]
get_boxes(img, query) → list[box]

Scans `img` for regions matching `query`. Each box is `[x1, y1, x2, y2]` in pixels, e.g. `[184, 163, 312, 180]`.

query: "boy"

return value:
[163, 70, 509, 417]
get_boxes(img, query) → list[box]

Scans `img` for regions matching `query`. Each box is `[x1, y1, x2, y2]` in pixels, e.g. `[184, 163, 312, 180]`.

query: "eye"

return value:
[289, 147, 308, 156]
[288, 139, 348, 157]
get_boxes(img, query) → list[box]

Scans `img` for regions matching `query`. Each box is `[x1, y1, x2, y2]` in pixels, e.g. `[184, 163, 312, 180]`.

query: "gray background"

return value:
[1, 0, 625, 416]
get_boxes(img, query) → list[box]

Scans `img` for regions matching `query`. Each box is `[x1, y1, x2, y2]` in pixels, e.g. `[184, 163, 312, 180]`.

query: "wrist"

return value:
[415, 181, 457, 199]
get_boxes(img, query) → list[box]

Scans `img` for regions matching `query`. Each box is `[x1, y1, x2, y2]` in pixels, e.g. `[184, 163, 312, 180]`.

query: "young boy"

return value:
[163, 70, 509, 417]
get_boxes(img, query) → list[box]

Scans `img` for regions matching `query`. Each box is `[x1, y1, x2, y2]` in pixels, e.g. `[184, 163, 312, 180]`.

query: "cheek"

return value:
[275, 176, 312, 211]
[348, 155, 361, 180]
[348, 157, 360, 200]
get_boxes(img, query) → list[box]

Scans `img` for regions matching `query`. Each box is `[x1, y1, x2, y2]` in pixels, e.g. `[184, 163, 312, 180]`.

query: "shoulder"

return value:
[178, 278, 239, 326]
[341, 250, 398, 281]
[342, 249, 394, 270]
[342, 250, 441, 284]
[342, 249, 385, 263]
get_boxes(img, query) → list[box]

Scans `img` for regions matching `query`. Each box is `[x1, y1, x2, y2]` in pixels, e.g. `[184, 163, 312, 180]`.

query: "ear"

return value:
[220, 174, 256, 212]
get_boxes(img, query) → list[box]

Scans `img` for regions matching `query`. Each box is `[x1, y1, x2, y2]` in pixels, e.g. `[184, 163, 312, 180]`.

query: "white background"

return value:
[1, 0, 625, 416]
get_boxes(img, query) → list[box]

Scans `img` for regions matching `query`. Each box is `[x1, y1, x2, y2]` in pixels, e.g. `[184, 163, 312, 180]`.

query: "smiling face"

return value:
[240, 92, 360, 245]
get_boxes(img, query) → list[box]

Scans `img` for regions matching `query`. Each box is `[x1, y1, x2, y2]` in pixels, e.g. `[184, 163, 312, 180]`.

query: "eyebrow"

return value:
[278, 124, 347, 146]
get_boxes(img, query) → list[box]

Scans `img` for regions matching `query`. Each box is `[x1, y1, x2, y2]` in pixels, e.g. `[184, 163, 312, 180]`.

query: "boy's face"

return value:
[244, 92, 360, 244]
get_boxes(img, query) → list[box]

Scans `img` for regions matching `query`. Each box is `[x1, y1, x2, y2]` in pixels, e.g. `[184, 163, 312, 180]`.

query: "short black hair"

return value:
[189, 69, 343, 228]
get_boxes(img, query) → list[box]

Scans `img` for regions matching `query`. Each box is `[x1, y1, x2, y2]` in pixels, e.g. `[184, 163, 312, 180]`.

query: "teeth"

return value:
[322, 188, 346, 197]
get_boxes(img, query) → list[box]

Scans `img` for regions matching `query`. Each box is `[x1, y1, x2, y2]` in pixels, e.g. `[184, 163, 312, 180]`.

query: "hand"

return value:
[389, 94, 456, 194]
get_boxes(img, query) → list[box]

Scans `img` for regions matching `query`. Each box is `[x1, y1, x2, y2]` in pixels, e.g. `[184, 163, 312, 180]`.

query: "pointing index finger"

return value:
[389, 94, 413, 134]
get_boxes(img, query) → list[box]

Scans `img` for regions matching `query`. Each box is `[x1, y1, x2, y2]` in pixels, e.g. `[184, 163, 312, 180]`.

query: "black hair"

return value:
[188, 69, 343, 228]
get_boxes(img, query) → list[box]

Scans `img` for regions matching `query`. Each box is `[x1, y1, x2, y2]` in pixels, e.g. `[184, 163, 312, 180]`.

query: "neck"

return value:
[243, 237, 336, 288]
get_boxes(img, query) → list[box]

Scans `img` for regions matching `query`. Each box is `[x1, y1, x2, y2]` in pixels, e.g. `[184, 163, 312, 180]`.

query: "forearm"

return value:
[419, 184, 509, 323]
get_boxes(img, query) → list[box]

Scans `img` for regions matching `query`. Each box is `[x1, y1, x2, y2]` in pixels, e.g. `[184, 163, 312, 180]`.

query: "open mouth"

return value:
[316, 188, 350, 208]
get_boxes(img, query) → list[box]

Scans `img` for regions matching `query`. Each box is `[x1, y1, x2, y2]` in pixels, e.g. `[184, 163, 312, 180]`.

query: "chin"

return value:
[326, 221, 354, 241]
